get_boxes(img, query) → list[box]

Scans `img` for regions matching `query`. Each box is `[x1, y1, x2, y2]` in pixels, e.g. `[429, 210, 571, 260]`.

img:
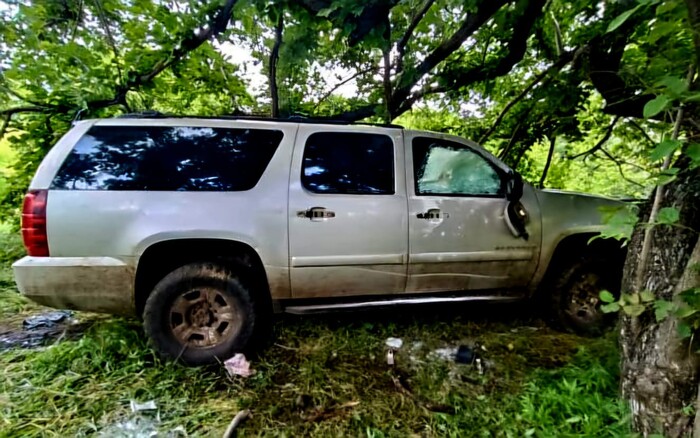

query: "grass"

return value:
[0, 229, 631, 437]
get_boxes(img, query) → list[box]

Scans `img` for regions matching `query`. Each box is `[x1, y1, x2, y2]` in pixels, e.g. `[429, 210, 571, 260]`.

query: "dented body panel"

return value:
[12, 117, 624, 316]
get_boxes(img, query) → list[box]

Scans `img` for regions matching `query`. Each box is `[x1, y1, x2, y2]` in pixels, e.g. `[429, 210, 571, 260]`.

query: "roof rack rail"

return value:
[115, 111, 403, 129]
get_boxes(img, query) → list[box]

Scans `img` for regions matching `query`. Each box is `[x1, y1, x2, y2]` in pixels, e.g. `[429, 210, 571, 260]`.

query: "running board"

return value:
[283, 295, 521, 315]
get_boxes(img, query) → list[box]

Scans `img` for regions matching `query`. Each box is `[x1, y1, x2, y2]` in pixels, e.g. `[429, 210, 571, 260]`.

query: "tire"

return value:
[547, 256, 621, 336]
[143, 262, 258, 365]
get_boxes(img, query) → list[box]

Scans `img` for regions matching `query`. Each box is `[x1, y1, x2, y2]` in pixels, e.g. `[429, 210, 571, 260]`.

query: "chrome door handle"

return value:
[416, 209, 448, 220]
[297, 207, 336, 219]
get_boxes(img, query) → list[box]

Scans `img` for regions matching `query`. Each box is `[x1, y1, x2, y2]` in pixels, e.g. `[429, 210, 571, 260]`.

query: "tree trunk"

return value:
[269, 13, 284, 118]
[619, 165, 700, 437]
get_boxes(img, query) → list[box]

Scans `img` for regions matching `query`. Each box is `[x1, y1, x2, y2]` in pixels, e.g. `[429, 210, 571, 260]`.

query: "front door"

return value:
[405, 132, 541, 293]
[288, 126, 408, 298]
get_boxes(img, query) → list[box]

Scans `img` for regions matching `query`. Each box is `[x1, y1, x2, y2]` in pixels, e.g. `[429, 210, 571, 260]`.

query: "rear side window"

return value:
[302, 132, 394, 195]
[51, 126, 283, 191]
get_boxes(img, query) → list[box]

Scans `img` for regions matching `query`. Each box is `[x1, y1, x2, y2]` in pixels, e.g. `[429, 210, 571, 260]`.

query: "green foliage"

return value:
[650, 139, 681, 161]
[601, 287, 700, 342]
[600, 290, 655, 317]
[643, 95, 671, 118]
[607, 4, 643, 33]
[593, 204, 640, 243]
[656, 207, 680, 225]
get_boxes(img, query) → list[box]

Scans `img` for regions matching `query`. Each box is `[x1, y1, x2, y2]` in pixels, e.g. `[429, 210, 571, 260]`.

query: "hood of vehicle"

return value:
[533, 187, 625, 234]
[539, 188, 620, 202]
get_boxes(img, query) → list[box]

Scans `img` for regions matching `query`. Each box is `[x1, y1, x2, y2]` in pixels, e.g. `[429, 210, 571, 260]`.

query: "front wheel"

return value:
[143, 262, 257, 365]
[547, 257, 621, 336]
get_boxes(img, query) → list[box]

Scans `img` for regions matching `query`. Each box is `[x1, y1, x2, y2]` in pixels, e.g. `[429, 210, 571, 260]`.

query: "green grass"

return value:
[0, 228, 631, 437]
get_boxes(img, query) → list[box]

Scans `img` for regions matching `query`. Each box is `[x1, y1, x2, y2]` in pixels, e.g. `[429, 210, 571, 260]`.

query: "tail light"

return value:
[21, 189, 49, 256]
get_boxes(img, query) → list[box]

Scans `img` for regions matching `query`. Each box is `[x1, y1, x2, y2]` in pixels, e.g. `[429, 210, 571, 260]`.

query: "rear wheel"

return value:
[143, 262, 257, 365]
[548, 257, 621, 336]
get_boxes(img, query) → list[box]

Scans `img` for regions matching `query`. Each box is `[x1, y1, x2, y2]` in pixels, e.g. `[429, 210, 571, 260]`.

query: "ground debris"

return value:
[22, 310, 74, 329]
[385, 337, 403, 349]
[131, 400, 157, 413]
[300, 401, 360, 422]
[222, 409, 251, 438]
[0, 310, 86, 351]
[224, 353, 255, 378]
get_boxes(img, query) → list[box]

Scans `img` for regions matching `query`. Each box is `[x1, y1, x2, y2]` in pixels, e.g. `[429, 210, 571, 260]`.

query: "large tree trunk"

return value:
[620, 165, 700, 437]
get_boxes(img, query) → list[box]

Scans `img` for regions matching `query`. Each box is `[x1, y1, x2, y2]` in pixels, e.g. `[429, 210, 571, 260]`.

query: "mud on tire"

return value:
[143, 262, 258, 366]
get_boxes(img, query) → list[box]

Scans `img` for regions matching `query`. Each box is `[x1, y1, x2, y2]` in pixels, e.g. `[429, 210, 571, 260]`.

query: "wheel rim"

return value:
[169, 287, 243, 348]
[565, 271, 606, 327]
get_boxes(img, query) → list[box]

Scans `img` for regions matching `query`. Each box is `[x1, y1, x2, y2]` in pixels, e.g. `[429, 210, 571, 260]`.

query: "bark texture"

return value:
[620, 165, 700, 437]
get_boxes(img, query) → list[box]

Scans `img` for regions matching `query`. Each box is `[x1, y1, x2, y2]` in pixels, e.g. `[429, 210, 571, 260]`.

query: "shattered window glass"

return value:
[413, 137, 503, 196]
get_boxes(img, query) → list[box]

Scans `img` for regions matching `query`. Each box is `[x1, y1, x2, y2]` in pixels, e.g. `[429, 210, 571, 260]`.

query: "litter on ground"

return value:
[224, 353, 255, 377]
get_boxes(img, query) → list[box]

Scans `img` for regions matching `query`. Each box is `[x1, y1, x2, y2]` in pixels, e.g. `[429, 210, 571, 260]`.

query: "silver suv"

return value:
[13, 115, 624, 364]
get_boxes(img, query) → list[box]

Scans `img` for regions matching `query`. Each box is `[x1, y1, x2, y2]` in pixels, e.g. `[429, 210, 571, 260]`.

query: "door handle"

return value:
[416, 209, 449, 220]
[297, 207, 336, 219]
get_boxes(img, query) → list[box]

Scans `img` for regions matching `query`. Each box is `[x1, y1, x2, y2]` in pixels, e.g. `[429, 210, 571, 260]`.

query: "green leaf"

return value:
[677, 322, 692, 339]
[643, 95, 671, 118]
[656, 207, 680, 225]
[627, 293, 640, 305]
[675, 306, 697, 319]
[656, 76, 688, 97]
[650, 139, 681, 161]
[601, 302, 621, 313]
[657, 167, 680, 185]
[599, 290, 616, 303]
[640, 291, 655, 303]
[686, 143, 700, 168]
[654, 299, 674, 322]
[683, 92, 700, 102]
[607, 5, 642, 33]
[623, 303, 646, 317]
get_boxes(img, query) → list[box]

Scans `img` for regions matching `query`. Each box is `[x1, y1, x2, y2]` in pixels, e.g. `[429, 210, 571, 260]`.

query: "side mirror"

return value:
[505, 171, 523, 202]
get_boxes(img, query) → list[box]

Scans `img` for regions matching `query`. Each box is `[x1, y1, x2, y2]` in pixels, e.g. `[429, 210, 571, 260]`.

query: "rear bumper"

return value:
[12, 256, 136, 316]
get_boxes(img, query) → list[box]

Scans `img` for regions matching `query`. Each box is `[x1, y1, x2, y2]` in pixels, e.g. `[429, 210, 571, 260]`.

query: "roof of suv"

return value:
[109, 111, 404, 129]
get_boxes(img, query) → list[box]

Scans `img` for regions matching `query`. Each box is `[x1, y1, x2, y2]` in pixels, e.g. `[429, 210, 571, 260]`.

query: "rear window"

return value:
[51, 126, 283, 191]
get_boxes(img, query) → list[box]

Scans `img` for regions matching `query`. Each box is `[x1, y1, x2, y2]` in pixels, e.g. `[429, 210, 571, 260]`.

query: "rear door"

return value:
[405, 132, 541, 293]
[288, 126, 408, 298]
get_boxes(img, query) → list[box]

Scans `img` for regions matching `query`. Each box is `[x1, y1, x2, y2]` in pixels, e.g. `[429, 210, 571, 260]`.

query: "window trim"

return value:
[412, 136, 506, 198]
[300, 131, 397, 196]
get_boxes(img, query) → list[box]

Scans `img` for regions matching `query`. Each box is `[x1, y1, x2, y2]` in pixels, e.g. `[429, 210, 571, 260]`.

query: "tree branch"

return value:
[313, 67, 378, 110]
[569, 116, 620, 159]
[126, 0, 239, 90]
[0, 106, 52, 116]
[395, 0, 436, 73]
[478, 48, 578, 144]
[428, 0, 546, 94]
[93, 0, 124, 85]
[0, 113, 10, 141]
[391, 0, 510, 109]
[330, 0, 545, 122]
[594, 149, 645, 188]
[626, 119, 656, 145]
[539, 135, 556, 188]
[498, 121, 522, 160]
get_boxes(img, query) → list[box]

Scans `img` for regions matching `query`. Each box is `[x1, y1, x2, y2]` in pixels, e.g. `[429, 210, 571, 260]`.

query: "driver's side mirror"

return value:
[505, 171, 524, 202]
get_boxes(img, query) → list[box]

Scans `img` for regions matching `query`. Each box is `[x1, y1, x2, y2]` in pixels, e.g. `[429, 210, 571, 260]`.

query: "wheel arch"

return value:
[537, 232, 627, 294]
[134, 238, 271, 318]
